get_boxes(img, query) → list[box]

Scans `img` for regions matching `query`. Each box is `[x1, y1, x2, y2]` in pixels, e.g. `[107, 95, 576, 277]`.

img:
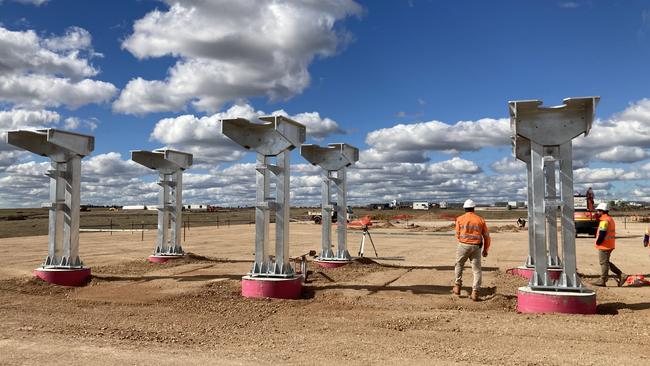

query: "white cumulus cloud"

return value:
[0, 74, 117, 109]
[490, 157, 526, 174]
[43, 26, 93, 52]
[0, 26, 116, 109]
[364, 118, 510, 163]
[114, 0, 362, 114]
[83, 152, 150, 179]
[574, 99, 650, 163]
[0, 26, 96, 79]
[595, 146, 648, 163]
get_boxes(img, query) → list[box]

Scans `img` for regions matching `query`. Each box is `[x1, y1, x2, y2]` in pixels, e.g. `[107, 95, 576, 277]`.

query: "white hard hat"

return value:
[463, 199, 476, 208]
[596, 202, 608, 211]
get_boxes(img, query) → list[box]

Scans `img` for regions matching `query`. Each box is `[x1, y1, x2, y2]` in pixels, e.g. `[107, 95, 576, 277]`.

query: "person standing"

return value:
[586, 187, 594, 211]
[641, 219, 650, 264]
[594, 203, 627, 287]
[453, 199, 490, 301]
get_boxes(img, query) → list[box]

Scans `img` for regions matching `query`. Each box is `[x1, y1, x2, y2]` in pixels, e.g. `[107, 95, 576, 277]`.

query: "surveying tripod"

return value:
[357, 224, 378, 257]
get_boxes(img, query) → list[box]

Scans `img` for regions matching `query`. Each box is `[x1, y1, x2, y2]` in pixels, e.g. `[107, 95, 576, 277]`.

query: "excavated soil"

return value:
[1, 222, 650, 365]
[407, 223, 456, 232]
[490, 224, 524, 233]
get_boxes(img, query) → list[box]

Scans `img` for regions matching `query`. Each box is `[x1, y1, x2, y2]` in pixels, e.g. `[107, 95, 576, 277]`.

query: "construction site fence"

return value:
[80, 215, 259, 241]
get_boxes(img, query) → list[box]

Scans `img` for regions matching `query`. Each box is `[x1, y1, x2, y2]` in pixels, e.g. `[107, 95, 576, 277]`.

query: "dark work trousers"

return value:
[598, 249, 622, 282]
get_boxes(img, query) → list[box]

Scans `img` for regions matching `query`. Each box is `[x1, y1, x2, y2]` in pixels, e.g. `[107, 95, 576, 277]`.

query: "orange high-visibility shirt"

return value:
[455, 212, 491, 252]
[595, 213, 616, 251]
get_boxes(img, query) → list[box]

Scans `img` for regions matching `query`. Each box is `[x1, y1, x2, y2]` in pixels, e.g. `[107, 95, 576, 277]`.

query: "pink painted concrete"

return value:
[241, 276, 302, 299]
[33, 267, 91, 287]
[147, 255, 183, 263]
[517, 287, 596, 314]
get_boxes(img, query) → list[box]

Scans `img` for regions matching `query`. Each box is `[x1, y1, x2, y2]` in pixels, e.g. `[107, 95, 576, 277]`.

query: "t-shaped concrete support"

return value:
[7, 129, 94, 286]
[510, 97, 599, 314]
[301, 143, 359, 267]
[222, 115, 306, 299]
[131, 149, 193, 263]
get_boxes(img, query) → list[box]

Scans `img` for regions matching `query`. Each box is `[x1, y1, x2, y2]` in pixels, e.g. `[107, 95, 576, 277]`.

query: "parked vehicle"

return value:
[308, 206, 355, 224]
[413, 202, 429, 210]
[574, 194, 598, 237]
[574, 208, 599, 237]
[368, 203, 390, 210]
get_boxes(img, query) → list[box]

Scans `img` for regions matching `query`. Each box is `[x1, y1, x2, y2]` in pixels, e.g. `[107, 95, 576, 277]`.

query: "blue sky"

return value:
[1, 0, 650, 207]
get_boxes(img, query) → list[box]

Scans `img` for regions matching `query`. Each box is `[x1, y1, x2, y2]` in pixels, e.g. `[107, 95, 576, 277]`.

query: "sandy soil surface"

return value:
[1, 219, 649, 365]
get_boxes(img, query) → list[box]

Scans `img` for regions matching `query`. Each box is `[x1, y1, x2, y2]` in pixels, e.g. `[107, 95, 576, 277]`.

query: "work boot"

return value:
[452, 283, 461, 296]
[618, 273, 628, 287]
[593, 278, 607, 287]
[470, 290, 479, 302]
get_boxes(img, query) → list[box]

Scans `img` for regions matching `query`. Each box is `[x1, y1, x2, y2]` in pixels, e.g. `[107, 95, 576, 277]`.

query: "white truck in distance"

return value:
[413, 202, 429, 210]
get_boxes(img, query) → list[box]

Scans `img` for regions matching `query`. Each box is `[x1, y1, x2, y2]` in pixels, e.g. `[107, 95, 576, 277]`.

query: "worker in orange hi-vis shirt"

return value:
[594, 203, 627, 287]
[453, 199, 490, 301]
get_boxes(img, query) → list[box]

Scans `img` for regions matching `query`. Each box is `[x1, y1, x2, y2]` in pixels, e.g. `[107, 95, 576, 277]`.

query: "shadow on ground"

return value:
[92, 273, 242, 283]
[597, 301, 650, 315]
[302, 283, 499, 299]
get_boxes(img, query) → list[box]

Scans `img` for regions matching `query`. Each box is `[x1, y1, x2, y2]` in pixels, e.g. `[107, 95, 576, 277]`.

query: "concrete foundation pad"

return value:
[241, 275, 302, 299]
[314, 259, 352, 268]
[517, 286, 596, 314]
[33, 267, 91, 286]
[147, 255, 184, 263]
[507, 266, 563, 281]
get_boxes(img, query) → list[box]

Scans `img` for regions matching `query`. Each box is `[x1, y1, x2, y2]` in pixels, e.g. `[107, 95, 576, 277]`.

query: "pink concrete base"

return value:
[517, 286, 596, 314]
[33, 267, 91, 287]
[241, 276, 302, 299]
[507, 266, 562, 281]
[147, 255, 184, 263]
[314, 259, 351, 268]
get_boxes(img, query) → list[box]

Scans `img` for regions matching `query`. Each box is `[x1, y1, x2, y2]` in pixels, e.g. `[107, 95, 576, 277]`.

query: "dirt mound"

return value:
[491, 224, 522, 233]
[308, 259, 387, 283]
[350, 221, 394, 230]
[406, 224, 525, 233]
[0, 276, 75, 296]
[354, 257, 380, 265]
[92, 253, 231, 276]
[408, 223, 455, 232]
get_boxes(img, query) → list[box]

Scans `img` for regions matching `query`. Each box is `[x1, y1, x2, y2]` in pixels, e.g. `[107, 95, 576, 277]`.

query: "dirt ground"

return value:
[1, 219, 650, 365]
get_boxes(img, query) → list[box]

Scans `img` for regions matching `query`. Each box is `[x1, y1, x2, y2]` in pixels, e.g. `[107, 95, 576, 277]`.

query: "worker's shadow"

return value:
[302, 282, 498, 299]
[92, 273, 242, 282]
[597, 302, 650, 315]
[422, 265, 499, 272]
[357, 264, 499, 272]
[578, 272, 650, 280]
